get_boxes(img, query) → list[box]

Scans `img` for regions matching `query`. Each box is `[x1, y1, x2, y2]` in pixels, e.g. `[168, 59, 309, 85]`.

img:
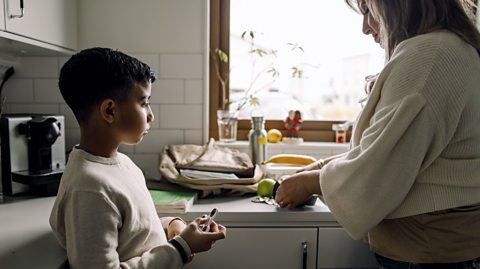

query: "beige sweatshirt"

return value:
[50, 147, 184, 269]
[320, 31, 480, 240]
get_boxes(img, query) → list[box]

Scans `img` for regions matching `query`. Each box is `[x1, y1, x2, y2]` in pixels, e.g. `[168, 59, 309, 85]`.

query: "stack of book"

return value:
[149, 189, 197, 214]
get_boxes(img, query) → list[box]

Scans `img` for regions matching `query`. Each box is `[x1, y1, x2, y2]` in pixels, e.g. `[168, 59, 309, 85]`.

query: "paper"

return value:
[180, 169, 239, 180]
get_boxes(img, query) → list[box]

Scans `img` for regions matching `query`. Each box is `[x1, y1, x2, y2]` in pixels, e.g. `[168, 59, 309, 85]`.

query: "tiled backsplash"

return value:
[2, 55, 207, 180]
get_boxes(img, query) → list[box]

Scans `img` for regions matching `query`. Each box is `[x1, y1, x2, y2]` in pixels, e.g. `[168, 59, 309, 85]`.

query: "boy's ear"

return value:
[99, 99, 116, 124]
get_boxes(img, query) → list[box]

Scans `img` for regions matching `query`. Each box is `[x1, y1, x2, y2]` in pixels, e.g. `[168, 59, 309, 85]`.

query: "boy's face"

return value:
[113, 82, 154, 145]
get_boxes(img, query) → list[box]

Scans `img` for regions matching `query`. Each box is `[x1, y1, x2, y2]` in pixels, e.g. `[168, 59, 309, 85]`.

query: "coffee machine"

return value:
[1, 114, 66, 196]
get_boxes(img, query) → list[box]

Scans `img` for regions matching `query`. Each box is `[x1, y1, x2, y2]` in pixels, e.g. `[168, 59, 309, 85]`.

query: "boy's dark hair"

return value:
[59, 47, 156, 123]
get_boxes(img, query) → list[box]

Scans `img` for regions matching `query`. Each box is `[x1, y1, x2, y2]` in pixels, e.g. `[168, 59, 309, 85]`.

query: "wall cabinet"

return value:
[0, 0, 77, 55]
[0, 1, 5, 30]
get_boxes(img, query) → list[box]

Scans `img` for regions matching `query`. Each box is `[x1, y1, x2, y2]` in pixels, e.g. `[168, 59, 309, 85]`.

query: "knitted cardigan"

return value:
[320, 31, 480, 239]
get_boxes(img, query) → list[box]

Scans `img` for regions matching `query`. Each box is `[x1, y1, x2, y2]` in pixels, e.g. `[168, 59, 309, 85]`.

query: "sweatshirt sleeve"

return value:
[320, 93, 444, 240]
[64, 191, 183, 269]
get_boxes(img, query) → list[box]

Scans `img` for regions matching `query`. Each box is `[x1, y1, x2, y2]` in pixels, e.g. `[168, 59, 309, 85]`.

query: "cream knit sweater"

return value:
[320, 31, 480, 240]
[50, 147, 184, 269]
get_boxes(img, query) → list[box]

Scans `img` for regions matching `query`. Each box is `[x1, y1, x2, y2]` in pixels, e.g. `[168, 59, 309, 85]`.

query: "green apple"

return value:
[257, 178, 276, 197]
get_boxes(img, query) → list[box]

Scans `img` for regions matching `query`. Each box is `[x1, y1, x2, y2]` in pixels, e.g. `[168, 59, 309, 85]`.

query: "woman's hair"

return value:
[345, 0, 480, 59]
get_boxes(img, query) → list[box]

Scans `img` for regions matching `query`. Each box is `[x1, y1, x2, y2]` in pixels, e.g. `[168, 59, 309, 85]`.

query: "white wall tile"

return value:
[128, 154, 161, 180]
[159, 105, 202, 129]
[149, 104, 159, 129]
[34, 79, 63, 103]
[160, 54, 203, 79]
[119, 144, 135, 154]
[10, 104, 59, 114]
[65, 128, 81, 151]
[185, 79, 203, 104]
[151, 80, 184, 104]
[17, 57, 59, 78]
[185, 129, 204, 145]
[2, 104, 11, 113]
[3, 79, 34, 103]
[59, 104, 79, 129]
[130, 54, 159, 75]
[78, 0, 205, 54]
[58, 56, 70, 72]
[136, 129, 184, 153]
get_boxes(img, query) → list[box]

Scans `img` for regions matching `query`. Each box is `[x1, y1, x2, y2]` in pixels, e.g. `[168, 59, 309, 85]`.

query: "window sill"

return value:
[216, 140, 350, 159]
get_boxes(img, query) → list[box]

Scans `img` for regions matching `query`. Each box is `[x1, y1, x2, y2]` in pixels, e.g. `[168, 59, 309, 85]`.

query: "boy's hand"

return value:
[167, 219, 187, 240]
[180, 217, 226, 253]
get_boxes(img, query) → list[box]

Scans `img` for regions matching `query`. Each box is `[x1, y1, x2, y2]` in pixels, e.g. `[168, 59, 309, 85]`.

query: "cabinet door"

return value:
[4, 0, 77, 50]
[184, 228, 318, 269]
[318, 228, 378, 269]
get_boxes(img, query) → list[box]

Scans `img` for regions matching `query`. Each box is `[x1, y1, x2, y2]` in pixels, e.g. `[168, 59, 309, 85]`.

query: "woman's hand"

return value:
[180, 217, 227, 254]
[275, 170, 321, 209]
[167, 218, 187, 240]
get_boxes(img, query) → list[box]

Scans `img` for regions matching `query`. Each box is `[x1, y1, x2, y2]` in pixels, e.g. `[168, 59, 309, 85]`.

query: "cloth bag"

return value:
[159, 138, 263, 197]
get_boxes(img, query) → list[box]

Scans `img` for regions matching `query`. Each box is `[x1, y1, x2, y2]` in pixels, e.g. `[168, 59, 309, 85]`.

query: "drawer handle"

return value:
[302, 241, 307, 269]
[9, 0, 25, 19]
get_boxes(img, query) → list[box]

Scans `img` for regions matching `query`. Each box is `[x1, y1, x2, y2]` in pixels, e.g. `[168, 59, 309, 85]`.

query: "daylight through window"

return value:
[229, 0, 385, 121]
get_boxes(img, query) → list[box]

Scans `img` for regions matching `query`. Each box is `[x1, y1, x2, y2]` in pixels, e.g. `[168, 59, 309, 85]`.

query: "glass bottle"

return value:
[248, 115, 267, 165]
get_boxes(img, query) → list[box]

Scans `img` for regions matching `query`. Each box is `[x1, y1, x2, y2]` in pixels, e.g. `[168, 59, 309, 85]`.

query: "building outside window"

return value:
[210, 0, 384, 141]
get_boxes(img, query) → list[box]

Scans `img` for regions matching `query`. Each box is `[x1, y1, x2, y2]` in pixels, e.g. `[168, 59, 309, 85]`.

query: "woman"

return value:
[275, 0, 480, 267]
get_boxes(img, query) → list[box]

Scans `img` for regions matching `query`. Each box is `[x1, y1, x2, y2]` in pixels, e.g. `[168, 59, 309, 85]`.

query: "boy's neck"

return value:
[77, 142, 118, 158]
[79, 128, 119, 158]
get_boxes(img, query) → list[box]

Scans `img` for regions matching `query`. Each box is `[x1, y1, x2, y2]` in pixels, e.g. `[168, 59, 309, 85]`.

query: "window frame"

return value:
[209, 0, 349, 142]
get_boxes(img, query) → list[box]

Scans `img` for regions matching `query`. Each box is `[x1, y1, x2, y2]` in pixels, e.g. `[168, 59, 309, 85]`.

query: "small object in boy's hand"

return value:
[200, 207, 218, 232]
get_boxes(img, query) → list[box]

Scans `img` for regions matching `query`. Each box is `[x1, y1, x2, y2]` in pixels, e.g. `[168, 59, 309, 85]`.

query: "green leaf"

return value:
[267, 67, 279, 78]
[249, 31, 255, 39]
[241, 31, 247, 39]
[291, 67, 304, 78]
[216, 49, 229, 63]
[287, 43, 305, 53]
[255, 49, 267, 57]
[249, 96, 260, 106]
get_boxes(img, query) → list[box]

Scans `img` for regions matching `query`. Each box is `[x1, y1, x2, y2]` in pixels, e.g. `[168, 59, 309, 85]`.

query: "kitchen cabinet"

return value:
[0, 0, 77, 55]
[162, 195, 379, 269]
[185, 228, 317, 269]
[318, 228, 377, 268]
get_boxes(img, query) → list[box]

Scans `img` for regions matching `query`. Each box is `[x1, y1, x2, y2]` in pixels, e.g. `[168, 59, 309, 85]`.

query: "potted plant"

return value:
[212, 30, 301, 142]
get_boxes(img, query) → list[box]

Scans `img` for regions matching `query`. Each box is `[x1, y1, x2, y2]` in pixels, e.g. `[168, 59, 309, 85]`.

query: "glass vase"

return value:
[217, 110, 238, 143]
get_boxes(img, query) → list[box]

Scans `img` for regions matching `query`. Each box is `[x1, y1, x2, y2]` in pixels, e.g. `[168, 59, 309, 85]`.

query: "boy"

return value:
[50, 47, 226, 269]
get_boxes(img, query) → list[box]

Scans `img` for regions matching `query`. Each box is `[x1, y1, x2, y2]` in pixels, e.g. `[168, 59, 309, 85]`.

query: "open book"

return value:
[149, 189, 197, 214]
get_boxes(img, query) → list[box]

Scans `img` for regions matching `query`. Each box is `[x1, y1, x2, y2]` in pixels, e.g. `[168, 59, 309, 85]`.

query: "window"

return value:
[209, 0, 384, 141]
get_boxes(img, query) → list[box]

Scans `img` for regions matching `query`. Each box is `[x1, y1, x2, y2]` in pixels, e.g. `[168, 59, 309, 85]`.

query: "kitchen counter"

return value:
[0, 196, 66, 269]
[158, 194, 338, 227]
[0, 194, 337, 269]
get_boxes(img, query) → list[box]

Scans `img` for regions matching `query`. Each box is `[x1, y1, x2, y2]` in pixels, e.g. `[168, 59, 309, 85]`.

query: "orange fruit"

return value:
[267, 129, 282, 143]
